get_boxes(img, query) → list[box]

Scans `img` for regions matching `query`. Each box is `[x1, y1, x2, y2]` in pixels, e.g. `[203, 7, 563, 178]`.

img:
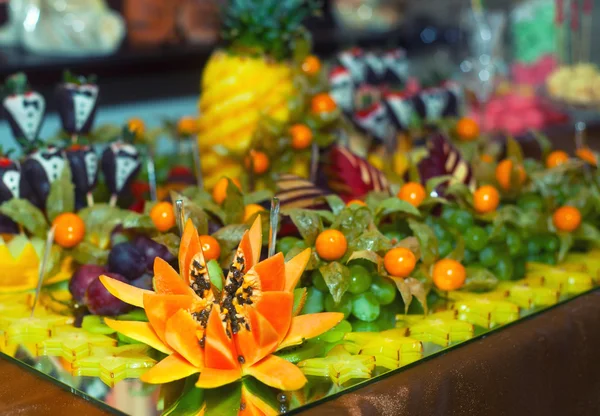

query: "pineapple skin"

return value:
[198, 50, 295, 188]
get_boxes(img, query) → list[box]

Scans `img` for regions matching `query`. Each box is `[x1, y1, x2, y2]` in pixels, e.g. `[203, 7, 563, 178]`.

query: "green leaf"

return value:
[325, 195, 346, 215]
[46, 163, 74, 222]
[425, 175, 453, 194]
[348, 229, 392, 253]
[0, 199, 48, 238]
[68, 241, 109, 264]
[444, 182, 473, 207]
[558, 232, 574, 262]
[505, 137, 524, 163]
[223, 179, 245, 225]
[285, 209, 323, 245]
[374, 198, 421, 223]
[243, 190, 273, 205]
[171, 191, 209, 235]
[153, 233, 180, 257]
[313, 210, 335, 224]
[207, 259, 225, 291]
[574, 223, 600, 246]
[120, 210, 155, 230]
[213, 224, 248, 258]
[447, 234, 465, 262]
[365, 191, 390, 210]
[164, 377, 205, 416]
[407, 219, 438, 266]
[394, 277, 428, 314]
[204, 381, 242, 416]
[332, 206, 373, 241]
[285, 246, 320, 271]
[347, 250, 382, 266]
[319, 261, 350, 303]
[292, 288, 307, 316]
[395, 236, 421, 261]
[531, 131, 552, 158]
[463, 266, 498, 292]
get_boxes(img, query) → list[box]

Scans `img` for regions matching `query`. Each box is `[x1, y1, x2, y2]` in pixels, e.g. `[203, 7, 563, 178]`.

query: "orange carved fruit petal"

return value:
[241, 386, 278, 416]
[245, 355, 307, 391]
[143, 293, 195, 344]
[195, 367, 242, 389]
[278, 312, 344, 350]
[165, 309, 205, 368]
[252, 252, 285, 292]
[140, 353, 200, 384]
[255, 291, 293, 344]
[100, 274, 151, 308]
[248, 216, 262, 267]
[204, 305, 239, 370]
[104, 319, 172, 354]
[154, 257, 193, 296]
[284, 248, 311, 292]
[179, 219, 203, 285]
[234, 306, 278, 367]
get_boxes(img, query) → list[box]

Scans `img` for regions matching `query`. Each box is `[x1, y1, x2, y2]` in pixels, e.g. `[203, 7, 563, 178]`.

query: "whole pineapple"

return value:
[198, 0, 318, 188]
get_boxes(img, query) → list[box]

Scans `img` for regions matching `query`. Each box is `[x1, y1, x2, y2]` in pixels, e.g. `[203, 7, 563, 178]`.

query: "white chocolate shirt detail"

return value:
[3, 92, 45, 142]
[84, 151, 98, 186]
[111, 143, 140, 192]
[3, 171, 20, 198]
[31, 149, 65, 182]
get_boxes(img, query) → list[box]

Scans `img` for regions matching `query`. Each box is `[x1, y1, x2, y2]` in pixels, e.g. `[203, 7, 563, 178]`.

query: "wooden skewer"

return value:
[268, 198, 280, 258]
[175, 199, 185, 236]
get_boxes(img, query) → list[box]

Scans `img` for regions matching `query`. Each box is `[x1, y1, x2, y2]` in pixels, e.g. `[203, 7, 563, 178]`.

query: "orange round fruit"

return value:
[289, 124, 313, 150]
[199, 235, 221, 261]
[127, 118, 145, 139]
[243, 204, 265, 222]
[245, 150, 270, 175]
[495, 159, 526, 191]
[177, 116, 198, 136]
[311, 93, 337, 114]
[384, 247, 417, 278]
[301, 55, 321, 76]
[552, 206, 581, 232]
[456, 118, 480, 141]
[480, 154, 494, 163]
[545, 150, 569, 168]
[432, 259, 466, 291]
[473, 185, 500, 214]
[346, 199, 366, 207]
[315, 229, 347, 261]
[150, 202, 176, 232]
[52, 213, 85, 248]
[397, 182, 426, 207]
[212, 177, 241, 205]
[576, 147, 597, 166]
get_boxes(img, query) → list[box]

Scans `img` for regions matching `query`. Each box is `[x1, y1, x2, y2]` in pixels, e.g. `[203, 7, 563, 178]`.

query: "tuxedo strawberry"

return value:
[353, 102, 393, 143]
[329, 66, 355, 113]
[363, 51, 386, 84]
[382, 49, 410, 85]
[384, 92, 416, 132]
[1, 73, 45, 150]
[65, 144, 98, 209]
[21, 146, 65, 207]
[337, 47, 366, 85]
[56, 73, 99, 135]
[101, 141, 141, 201]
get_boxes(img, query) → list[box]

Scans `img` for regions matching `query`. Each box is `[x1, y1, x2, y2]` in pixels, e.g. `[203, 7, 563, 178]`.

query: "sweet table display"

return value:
[1, 1, 600, 415]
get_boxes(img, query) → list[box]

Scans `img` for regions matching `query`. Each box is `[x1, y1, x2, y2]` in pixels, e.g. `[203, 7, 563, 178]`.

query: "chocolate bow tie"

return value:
[23, 99, 40, 109]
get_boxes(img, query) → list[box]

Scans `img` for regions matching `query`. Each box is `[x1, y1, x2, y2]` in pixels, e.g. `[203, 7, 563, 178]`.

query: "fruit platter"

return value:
[2, 1, 600, 415]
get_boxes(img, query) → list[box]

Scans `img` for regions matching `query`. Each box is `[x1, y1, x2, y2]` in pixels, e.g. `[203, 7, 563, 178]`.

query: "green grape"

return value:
[513, 258, 527, 280]
[384, 230, 406, 243]
[348, 265, 372, 294]
[527, 237, 544, 255]
[505, 230, 524, 257]
[449, 210, 474, 232]
[432, 221, 452, 241]
[301, 287, 324, 314]
[494, 255, 514, 281]
[441, 206, 457, 224]
[538, 252, 557, 265]
[517, 193, 544, 212]
[527, 253, 542, 263]
[463, 249, 477, 264]
[374, 306, 397, 330]
[438, 239, 453, 258]
[276, 236, 301, 255]
[320, 320, 353, 343]
[351, 293, 380, 322]
[370, 275, 396, 305]
[312, 270, 328, 292]
[324, 293, 353, 318]
[465, 226, 488, 252]
[489, 225, 508, 242]
[479, 245, 500, 268]
[350, 320, 380, 332]
[544, 235, 560, 253]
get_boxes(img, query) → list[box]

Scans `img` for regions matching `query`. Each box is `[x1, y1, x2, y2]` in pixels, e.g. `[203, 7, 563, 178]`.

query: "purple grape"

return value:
[133, 235, 175, 270]
[85, 272, 132, 316]
[131, 273, 153, 291]
[69, 264, 106, 303]
[108, 242, 147, 280]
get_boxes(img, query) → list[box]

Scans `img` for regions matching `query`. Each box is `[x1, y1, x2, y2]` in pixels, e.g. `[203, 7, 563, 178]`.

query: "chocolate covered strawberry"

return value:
[337, 47, 366, 85]
[101, 141, 141, 205]
[1, 73, 45, 150]
[65, 144, 98, 209]
[55, 72, 99, 136]
[329, 66, 355, 113]
[353, 102, 393, 143]
[21, 146, 65, 207]
[382, 49, 410, 85]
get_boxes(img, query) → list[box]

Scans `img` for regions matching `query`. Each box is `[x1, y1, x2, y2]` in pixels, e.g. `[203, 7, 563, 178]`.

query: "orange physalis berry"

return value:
[552, 206, 582, 232]
[245, 150, 270, 175]
[311, 93, 337, 114]
[397, 182, 426, 207]
[150, 202, 176, 232]
[315, 229, 347, 261]
[576, 147, 597, 166]
[456, 117, 480, 141]
[127, 118, 145, 139]
[52, 213, 85, 248]
[177, 116, 198, 136]
[384, 247, 416, 278]
[480, 154, 494, 163]
[301, 55, 322, 76]
[346, 199, 366, 207]
[289, 124, 313, 150]
[473, 185, 500, 214]
[495, 159, 526, 191]
[243, 204, 265, 222]
[212, 177, 241, 205]
[199, 235, 221, 261]
[432, 259, 466, 291]
[545, 150, 569, 168]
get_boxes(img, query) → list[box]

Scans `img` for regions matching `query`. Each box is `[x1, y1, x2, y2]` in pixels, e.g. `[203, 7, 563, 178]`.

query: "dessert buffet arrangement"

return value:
[1, 1, 600, 415]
